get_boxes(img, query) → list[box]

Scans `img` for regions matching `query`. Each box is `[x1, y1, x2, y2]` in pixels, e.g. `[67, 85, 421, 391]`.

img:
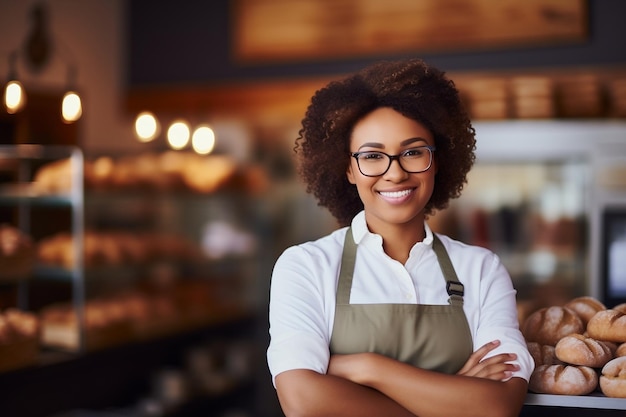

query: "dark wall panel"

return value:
[127, 0, 626, 86]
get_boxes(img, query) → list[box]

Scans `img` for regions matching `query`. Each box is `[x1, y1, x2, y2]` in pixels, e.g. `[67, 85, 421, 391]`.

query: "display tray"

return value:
[525, 393, 626, 410]
[0, 183, 73, 205]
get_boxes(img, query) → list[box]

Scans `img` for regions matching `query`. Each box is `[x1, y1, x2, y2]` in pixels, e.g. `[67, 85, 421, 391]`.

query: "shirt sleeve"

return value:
[471, 252, 535, 382]
[267, 245, 333, 386]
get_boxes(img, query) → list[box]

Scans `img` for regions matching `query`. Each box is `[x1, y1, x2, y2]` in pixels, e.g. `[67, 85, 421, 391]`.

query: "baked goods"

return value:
[564, 296, 606, 326]
[587, 309, 626, 343]
[0, 309, 40, 372]
[613, 303, 626, 315]
[37, 230, 201, 269]
[0, 224, 35, 281]
[555, 334, 613, 368]
[519, 297, 626, 398]
[33, 157, 74, 193]
[40, 300, 132, 351]
[181, 154, 237, 194]
[35, 150, 261, 194]
[522, 306, 584, 346]
[616, 343, 626, 358]
[529, 364, 598, 395]
[600, 356, 626, 398]
[527, 342, 559, 366]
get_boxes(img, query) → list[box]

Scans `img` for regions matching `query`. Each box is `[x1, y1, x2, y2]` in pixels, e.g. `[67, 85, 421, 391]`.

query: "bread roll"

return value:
[564, 296, 606, 326]
[604, 341, 619, 356]
[614, 303, 626, 315]
[522, 306, 584, 346]
[555, 334, 613, 368]
[587, 309, 626, 343]
[600, 356, 626, 397]
[527, 342, 559, 366]
[529, 364, 598, 395]
[616, 343, 626, 357]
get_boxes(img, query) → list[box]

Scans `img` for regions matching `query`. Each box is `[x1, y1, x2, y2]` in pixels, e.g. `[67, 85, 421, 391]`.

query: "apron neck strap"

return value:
[432, 234, 464, 307]
[336, 227, 357, 305]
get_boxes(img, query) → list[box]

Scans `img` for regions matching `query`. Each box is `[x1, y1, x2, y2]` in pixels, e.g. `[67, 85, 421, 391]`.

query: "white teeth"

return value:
[379, 189, 412, 198]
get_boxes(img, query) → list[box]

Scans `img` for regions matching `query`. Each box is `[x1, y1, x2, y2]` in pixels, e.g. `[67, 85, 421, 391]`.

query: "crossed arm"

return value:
[275, 340, 528, 417]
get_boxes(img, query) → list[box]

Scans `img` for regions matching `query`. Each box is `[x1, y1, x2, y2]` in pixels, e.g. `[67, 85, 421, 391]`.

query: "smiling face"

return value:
[347, 107, 436, 235]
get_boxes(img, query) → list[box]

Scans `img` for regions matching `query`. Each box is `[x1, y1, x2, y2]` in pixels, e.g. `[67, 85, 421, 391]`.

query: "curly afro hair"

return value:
[295, 58, 476, 227]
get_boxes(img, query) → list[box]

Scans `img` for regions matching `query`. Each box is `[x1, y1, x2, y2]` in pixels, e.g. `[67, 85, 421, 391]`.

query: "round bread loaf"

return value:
[600, 356, 626, 398]
[614, 303, 626, 314]
[555, 334, 613, 368]
[527, 342, 559, 366]
[522, 306, 584, 346]
[587, 310, 626, 343]
[604, 341, 619, 356]
[564, 296, 606, 326]
[529, 364, 598, 395]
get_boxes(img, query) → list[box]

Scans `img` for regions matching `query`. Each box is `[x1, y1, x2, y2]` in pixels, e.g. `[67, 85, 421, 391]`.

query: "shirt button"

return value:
[405, 293, 412, 300]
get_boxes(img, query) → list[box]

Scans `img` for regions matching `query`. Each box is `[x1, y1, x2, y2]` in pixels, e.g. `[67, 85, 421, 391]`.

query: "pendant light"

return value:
[3, 52, 26, 114]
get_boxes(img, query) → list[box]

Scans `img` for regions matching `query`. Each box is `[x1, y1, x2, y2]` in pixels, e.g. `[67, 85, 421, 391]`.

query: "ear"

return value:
[346, 163, 357, 184]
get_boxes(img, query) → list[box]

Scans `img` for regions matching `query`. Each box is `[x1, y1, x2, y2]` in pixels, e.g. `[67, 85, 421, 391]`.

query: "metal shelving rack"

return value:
[0, 144, 86, 350]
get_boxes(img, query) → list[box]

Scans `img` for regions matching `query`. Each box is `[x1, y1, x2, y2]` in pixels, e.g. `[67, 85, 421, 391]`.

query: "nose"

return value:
[383, 157, 408, 180]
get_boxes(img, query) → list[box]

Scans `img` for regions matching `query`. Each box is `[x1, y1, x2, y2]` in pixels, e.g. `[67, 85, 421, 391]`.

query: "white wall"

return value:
[0, 0, 138, 154]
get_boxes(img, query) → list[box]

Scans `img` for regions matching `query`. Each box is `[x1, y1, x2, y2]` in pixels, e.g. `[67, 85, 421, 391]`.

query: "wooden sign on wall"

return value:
[233, 0, 588, 62]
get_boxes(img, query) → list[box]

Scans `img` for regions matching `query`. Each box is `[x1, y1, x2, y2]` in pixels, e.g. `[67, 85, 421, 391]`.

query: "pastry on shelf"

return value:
[0, 224, 36, 282]
[0, 308, 40, 372]
[32, 157, 75, 194]
[39, 299, 133, 352]
[37, 230, 202, 269]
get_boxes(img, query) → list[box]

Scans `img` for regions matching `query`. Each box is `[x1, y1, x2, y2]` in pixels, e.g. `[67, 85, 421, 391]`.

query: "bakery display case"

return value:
[0, 144, 274, 417]
[0, 145, 84, 365]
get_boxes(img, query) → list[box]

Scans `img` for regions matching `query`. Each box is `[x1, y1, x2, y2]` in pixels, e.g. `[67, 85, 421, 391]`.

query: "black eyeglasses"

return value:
[350, 145, 436, 177]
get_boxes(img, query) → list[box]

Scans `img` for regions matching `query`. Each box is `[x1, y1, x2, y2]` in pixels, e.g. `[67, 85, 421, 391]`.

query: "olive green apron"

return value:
[329, 228, 473, 374]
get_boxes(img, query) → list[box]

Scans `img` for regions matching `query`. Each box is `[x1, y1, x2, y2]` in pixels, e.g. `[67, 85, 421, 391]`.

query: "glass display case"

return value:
[0, 145, 84, 365]
[0, 144, 273, 417]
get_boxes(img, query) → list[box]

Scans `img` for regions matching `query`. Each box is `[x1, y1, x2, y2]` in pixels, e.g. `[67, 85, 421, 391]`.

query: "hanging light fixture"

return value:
[61, 65, 82, 123]
[61, 90, 82, 123]
[2, 2, 82, 122]
[3, 51, 27, 114]
[167, 119, 191, 150]
[134, 111, 160, 142]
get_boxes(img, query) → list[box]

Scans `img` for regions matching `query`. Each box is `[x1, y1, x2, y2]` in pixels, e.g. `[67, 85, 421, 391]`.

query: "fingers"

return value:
[471, 355, 521, 381]
[457, 340, 501, 375]
[457, 340, 521, 381]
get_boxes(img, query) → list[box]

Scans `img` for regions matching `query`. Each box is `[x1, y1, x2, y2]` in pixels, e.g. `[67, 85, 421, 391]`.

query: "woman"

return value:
[267, 58, 533, 417]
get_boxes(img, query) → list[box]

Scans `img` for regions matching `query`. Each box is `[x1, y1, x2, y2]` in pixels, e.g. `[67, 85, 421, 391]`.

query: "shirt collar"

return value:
[350, 210, 434, 248]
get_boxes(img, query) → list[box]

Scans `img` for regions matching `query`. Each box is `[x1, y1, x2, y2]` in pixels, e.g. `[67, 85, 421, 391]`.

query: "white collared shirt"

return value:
[267, 211, 534, 385]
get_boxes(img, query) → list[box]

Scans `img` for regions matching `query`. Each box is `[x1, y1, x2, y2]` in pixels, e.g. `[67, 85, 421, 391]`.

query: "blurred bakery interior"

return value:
[1, 0, 626, 416]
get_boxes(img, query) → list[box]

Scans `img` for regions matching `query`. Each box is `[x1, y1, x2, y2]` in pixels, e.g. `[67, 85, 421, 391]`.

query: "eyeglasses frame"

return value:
[350, 145, 436, 177]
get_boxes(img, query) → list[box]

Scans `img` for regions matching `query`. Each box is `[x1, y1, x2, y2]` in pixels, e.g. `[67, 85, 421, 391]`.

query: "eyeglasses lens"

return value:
[356, 148, 432, 176]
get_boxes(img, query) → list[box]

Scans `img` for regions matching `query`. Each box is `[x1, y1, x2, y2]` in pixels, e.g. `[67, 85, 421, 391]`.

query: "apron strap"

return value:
[337, 228, 464, 306]
[432, 234, 464, 307]
[336, 227, 357, 305]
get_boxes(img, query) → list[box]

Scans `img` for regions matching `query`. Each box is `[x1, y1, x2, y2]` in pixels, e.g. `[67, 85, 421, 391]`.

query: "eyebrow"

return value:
[357, 137, 428, 150]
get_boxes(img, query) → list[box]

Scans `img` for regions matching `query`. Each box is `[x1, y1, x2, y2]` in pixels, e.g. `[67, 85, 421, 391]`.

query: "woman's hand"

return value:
[457, 340, 520, 381]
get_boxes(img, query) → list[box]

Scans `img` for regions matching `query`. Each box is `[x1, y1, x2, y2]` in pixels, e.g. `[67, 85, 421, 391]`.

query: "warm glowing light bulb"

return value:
[191, 125, 216, 154]
[167, 120, 190, 150]
[135, 112, 159, 142]
[61, 91, 82, 123]
[4, 80, 26, 114]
